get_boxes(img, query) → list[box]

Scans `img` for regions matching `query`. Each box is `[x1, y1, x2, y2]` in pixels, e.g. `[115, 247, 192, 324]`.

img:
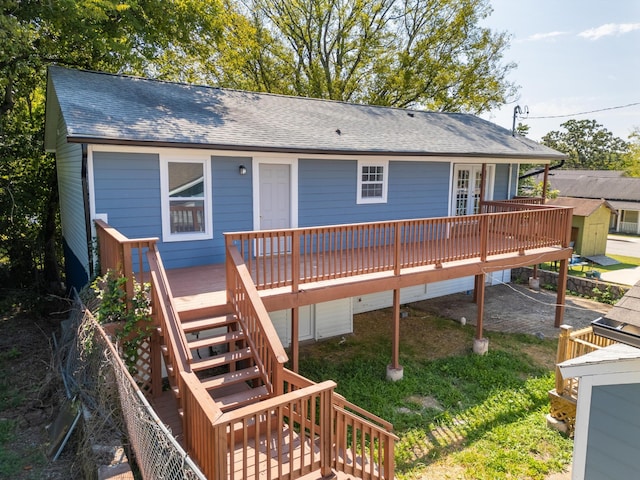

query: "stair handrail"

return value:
[147, 247, 193, 372]
[225, 244, 288, 394]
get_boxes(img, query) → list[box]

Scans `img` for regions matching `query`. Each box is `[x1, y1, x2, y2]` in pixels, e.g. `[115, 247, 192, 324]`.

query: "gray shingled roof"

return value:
[543, 170, 640, 202]
[46, 66, 564, 160]
[605, 281, 640, 327]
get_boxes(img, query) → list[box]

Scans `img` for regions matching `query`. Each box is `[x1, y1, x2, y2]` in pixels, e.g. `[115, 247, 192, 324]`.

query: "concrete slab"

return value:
[600, 266, 640, 286]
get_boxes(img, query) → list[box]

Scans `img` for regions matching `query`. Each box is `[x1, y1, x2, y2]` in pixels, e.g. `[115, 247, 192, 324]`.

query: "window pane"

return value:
[170, 200, 205, 233]
[169, 162, 204, 198]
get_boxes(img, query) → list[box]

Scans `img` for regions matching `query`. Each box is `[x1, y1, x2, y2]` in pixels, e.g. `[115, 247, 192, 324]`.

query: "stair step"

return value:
[188, 331, 245, 350]
[200, 365, 262, 391]
[191, 347, 253, 371]
[178, 304, 234, 322]
[214, 385, 270, 412]
[172, 385, 180, 399]
[182, 314, 238, 334]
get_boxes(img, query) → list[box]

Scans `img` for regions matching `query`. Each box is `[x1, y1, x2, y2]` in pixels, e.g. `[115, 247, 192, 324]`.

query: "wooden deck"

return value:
[165, 244, 570, 314]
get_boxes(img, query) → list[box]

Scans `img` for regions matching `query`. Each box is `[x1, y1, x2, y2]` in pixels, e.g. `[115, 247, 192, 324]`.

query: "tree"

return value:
[0, 0, 224, 291]
[622, 127, 640, 177]
[207, 0, 517, 113]
[541, 119, 629, 171]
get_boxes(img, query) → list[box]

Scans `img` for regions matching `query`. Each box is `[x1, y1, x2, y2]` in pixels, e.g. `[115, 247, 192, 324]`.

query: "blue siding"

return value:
[93, 152, 253, 270]
[55, 110, 87, 290]
[585, 383, 640, 480]
[93, 152, 162, 237]
[298, 159, 450, 227]
[493, 164, 510, 200]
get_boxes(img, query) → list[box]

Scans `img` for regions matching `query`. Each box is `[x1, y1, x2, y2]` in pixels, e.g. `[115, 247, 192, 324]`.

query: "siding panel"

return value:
[56, 112, 88, 289]
[585, 383, 640, 480]
[493, 164, 510, 200]
[298, 159, 450, 226]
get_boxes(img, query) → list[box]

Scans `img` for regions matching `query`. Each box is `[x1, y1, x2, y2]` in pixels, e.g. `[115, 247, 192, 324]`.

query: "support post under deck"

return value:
[555, 259, 568, 327]
[473, 273, 489, 355]
[387, 288, 404, 381]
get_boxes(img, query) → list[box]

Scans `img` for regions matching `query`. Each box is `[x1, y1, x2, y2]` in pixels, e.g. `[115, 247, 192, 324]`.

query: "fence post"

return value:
[555, 325, 573, 394]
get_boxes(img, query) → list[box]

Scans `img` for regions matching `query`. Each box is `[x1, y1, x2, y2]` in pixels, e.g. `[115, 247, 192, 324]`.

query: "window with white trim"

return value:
[357, 160, 388, 204]
[160, 156, 212, 241]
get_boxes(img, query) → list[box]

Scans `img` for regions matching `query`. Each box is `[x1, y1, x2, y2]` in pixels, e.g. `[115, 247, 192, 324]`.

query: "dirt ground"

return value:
[0, 294, 80, 479]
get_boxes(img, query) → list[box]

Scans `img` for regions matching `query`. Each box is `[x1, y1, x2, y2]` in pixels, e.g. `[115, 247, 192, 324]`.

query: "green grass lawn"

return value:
[540, 254, 640, 279]
[298, 310, 573, 480]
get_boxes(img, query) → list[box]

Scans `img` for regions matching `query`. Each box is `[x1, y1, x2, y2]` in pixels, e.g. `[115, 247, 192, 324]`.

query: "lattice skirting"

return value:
[548, 389, 576, 437]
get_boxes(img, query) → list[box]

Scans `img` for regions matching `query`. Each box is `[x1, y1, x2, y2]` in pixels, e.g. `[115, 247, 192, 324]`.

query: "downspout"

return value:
[518, 159, 565, 181]
[81, 143, 94, 278]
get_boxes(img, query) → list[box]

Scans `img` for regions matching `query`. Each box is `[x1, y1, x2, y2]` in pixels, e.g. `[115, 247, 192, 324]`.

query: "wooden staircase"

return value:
[160, 304, 272, 415]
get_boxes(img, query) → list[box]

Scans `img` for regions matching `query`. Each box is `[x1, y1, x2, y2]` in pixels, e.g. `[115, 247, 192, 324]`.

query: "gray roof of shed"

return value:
[45, 66, 564, 160]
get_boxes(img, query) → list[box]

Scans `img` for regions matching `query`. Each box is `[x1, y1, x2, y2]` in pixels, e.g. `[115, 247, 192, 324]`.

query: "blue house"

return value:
[45, 67, 576, 479]
[45, 66, 567, 347]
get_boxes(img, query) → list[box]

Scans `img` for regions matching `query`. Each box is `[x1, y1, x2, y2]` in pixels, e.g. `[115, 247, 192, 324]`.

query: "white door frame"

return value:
[252, 157, 298, 231]
[449, 164, 495, 216]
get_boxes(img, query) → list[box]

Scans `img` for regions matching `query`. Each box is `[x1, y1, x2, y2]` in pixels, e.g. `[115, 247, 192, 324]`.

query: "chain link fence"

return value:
[57, 291, 206, 479]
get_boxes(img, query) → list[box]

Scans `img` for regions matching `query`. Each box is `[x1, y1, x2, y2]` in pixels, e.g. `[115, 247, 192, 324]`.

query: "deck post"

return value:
[555, 259, 568, 327]
[473, 273, 489, 355]
[479, 163, 487, 209]
[386, 288, 404, 381]
[291, 306, 299, 373]
[542, 164, 550, 203]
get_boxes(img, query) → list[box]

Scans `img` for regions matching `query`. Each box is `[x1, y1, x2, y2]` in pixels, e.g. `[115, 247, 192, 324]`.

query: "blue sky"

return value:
[480, 0, 640, 141]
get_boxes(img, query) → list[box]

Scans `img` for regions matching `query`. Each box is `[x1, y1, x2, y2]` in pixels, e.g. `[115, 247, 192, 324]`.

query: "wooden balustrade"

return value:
[226, 245, 288, 395]
[215, 379, 336, 480]
[95, 219, 158, 299]
[225, 206, 573, 291]
[554, 325, 618, 398]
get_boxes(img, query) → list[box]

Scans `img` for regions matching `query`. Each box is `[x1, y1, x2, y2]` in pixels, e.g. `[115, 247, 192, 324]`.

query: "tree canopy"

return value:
[205, 0, 517, 113]
[541, 119, 629, 171]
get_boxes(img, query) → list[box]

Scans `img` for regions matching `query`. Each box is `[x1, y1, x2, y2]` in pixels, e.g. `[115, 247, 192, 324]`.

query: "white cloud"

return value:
[525, 31, 570, 41]
[579, 23, 640, 40]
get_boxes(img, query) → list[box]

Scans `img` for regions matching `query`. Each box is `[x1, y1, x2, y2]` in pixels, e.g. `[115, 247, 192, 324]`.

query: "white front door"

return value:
[258, 163, 291, 254]
[452, 164, 494, 216]
[259, 163, 291, 230]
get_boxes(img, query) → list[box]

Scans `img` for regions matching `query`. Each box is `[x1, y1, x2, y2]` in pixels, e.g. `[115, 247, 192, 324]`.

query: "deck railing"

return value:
[95, 219, 158, 300]
[225, 206, 573, 291]
[554, 325, 618, 399]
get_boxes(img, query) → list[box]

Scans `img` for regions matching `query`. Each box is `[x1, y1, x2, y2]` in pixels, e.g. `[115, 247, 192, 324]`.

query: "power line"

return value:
[526, 101, 640, 120]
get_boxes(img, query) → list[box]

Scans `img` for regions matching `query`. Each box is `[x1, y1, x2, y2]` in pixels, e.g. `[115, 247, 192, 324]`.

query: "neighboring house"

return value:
[540, 170, 640, 234]
[45, 66, 566, 346]
[559, 281, 640, 480]
[546, 197, 616, 257]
